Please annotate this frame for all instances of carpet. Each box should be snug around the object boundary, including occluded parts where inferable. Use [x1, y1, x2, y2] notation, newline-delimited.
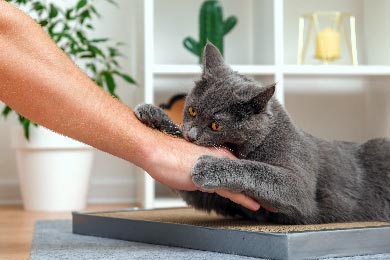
[31, 220, 390, 260]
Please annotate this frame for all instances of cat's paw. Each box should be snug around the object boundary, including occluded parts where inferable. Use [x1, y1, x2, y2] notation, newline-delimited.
[134, 104, 182, 136]
[134, 104, 162, 127]
[192, 155, 227, 190]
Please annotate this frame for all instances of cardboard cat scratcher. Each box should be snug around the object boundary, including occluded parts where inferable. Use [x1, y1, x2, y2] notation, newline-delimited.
[73, 207, 390, 259]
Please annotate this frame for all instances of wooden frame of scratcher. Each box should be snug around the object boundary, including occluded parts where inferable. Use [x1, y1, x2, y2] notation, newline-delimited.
[72, 207, 390, 259]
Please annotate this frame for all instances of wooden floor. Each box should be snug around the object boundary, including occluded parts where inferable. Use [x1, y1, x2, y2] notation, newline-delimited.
[0, 204, 136, 260]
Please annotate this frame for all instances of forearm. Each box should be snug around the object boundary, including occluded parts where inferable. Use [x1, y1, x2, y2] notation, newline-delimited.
[0, 2, 153, 169]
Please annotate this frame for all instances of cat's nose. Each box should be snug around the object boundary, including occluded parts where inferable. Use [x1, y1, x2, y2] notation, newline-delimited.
[187, 127, 198, 142]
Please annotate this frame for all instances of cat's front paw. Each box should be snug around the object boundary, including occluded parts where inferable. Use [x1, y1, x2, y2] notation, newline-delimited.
[192, 155, 229, 190]
[134, 104, 162, 128]
[134, 104, 182, 136]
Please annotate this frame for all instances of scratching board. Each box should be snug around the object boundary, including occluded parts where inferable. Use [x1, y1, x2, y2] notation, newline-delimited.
[72, 207, 390, 260]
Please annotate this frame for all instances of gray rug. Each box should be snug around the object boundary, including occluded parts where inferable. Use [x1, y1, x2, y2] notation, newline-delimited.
[31, 220, 390, 260]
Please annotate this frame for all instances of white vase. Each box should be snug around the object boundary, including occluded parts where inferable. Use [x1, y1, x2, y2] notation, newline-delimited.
[11, 126, 94, 212]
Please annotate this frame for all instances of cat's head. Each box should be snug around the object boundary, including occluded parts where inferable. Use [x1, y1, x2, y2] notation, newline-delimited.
[182, 43, 276, 147]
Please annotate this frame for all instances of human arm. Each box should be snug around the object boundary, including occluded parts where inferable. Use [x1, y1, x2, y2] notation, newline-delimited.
[0, 2, 260, 211]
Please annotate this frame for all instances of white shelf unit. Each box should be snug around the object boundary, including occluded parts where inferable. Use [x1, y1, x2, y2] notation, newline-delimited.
[284, 65, 390, 76]
[154, 64, 390, 76]
[137, 0, 390, 208]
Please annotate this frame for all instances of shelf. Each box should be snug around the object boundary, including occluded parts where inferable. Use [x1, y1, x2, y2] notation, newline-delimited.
[284, 65, 390, 76]
[154, 64, 390, 76]
[153, 64, 276, 75]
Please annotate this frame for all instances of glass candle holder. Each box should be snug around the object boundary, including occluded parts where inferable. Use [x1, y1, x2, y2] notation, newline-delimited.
[297, 12, 358, 65]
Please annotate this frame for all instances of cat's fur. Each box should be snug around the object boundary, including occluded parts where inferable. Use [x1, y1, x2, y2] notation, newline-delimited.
[135, 43, 390, 224]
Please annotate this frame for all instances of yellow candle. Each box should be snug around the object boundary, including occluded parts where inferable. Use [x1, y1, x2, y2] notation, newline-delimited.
[315, 27, 341, 61]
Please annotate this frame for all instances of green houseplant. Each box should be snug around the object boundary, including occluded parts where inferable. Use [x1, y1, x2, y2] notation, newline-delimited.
[4, 0, 136, 139]
[3, 0, 136, 211]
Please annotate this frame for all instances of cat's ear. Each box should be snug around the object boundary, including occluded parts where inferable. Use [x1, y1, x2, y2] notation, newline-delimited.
[202, 42, 228, 74]
[235, 83, 276, 113]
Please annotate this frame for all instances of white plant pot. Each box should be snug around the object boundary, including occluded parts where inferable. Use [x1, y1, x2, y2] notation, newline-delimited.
[11, 126, 94, 212]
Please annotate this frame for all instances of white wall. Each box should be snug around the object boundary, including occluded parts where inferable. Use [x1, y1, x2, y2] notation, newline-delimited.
[285, 77, 367, 142]
[285, 76, 390, 142]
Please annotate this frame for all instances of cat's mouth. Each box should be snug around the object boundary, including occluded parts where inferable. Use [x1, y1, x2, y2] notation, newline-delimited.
[181, 130, 237, 153]
[193, 141, 237, 154]
[182, 133, 218, 147]
[223, 142, 239, 155]
[190, 140, 235, 154]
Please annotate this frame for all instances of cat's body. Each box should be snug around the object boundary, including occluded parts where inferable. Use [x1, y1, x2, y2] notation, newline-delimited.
[135, 43, 390, 224]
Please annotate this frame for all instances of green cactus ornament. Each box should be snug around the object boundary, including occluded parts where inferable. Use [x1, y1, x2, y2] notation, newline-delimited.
[183, 0, 238, 63]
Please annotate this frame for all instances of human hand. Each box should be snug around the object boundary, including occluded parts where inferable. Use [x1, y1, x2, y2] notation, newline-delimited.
[195, 148, 261, 211]
[205, 188, 261, 211]
[142, 131, 260, 211]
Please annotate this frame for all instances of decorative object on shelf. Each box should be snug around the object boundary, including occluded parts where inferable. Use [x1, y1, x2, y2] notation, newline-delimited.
[159, 94, 187, 126]
[3, 0, 136, 211]
[183, 0, 237, 63]
[316, 27, 340, 60]
[297, 12, 358, 65]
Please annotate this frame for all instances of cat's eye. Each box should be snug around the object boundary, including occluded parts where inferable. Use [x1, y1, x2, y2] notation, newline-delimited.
[211, 122, 223, 131]
[188, 106, 197, 117]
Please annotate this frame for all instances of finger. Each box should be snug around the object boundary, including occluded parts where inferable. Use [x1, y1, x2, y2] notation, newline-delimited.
[216, 189, 261, 211]
[199, 188, 215, 193]
[259, 202, 278, 213]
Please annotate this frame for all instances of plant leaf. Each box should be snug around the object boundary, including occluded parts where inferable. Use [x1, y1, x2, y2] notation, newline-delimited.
[89, 45, 105, 58]
[39, 20, 48, 27]
[48, 21, 59, 35]
[49, 4, 58, 18]
[108, 47, 123, 57]
[76, 30, 87, 44]
[113, 71, 136, 85]
[2, 106, 12, 118]
[95, 75, 103, 87]
[102, 71, 116, 95]
[80, 54, 95, 59]
[22, 117, 30, 140]
[86, 63, 97, 73]
[76, 0, 87, 10]
[89, 5, 101, 18]
[91, 38, 109, 43]
[79, 10, 90, 24]
[65, 9, 74, 20]
[121, 74, 136, 85]
[32, 2, 45, 11]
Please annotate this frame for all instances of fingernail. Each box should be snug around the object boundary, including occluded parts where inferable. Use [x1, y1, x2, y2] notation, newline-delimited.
[251, 202, 261, 211]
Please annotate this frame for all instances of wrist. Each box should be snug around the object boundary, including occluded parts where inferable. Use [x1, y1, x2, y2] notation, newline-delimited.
[139, 130, 198, 191]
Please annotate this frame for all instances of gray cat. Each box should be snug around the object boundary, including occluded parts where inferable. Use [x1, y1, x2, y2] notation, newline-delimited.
[135, 43, 390, 224]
